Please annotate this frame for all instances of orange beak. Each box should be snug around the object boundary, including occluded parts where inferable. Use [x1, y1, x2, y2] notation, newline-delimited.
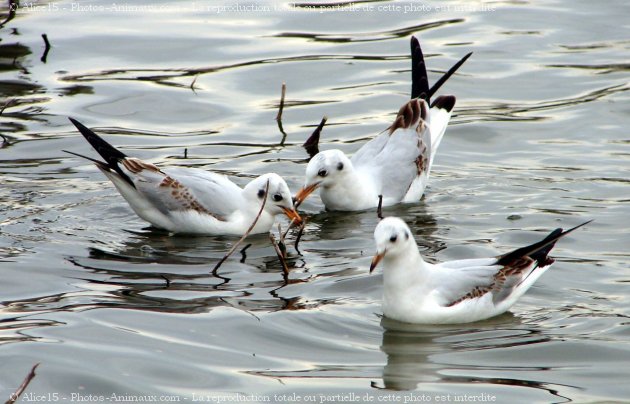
[293, 183, 319, 208]
[281, 207, 303, 226]
[370, 251, 386, 273]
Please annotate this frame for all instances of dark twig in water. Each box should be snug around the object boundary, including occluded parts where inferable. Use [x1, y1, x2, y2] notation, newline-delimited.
[377, 195, 384, 219]
[239, 243, 252, 263]
[303, 116, 327, 160]
[40, 34, 51, 63]
[277, 224, 287, 258]
[160, 275, 171, 288]
[1, 100, 14, 147]
[190, 74, 199, 92]
[6, 363, 39, 404]
[184, 148, 188, 159]
[276, 82, 287, 144]
[211, 180, 269, 274]
[0, 134, 9, 148]
[1, 99, 15, 116]
[294, 222, 305, 255]
[281, 218, 298, 239]
[269, 233, 290, 277]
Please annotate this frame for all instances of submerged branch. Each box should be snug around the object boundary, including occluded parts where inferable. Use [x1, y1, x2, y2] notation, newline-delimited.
[276, 82, 287, 144]
[6, 363, 39, 404]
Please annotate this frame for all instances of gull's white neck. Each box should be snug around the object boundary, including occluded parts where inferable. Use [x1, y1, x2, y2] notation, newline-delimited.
[381, 246, 431, 316]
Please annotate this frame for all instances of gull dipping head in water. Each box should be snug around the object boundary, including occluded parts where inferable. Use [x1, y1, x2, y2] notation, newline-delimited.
[295, 96, 454, 211]
[369, 217, 591, 324]
[293, 35, 471, 211]
[64, 118, 301, 236]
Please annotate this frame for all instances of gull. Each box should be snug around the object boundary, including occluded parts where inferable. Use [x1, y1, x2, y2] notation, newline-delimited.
[369, 217, 591, 324]
[64, 118, 301, 236]
[294, 36, 472, 211]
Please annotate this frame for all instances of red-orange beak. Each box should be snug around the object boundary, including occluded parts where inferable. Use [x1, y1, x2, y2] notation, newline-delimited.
[370, 251, 386, 273]
[281, 207, 303, 227]
[293, 183, 319, 208]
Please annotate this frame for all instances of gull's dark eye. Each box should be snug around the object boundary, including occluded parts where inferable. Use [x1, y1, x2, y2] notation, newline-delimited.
[318, 169, 328, 177]
[405, 231, 410, 240]
[257, 189, 265, 198]
[390, 234, 398, 243]
[337, 162, 344, 171]
[273, 194, 283, 202]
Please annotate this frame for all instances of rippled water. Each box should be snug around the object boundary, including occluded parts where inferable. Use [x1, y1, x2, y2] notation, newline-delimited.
[1, 0, 629, 402]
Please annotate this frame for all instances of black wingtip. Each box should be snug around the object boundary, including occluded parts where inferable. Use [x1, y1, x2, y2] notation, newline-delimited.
[410, 36, 430, 101]
[430, 95, 456, 112]
[68, 117, 127, 160]
[303, 116, 327, 160]
[68, 117, 135, 188]
[498, 220, 592, 267]
[62, 149, 107, 167]
[427, 51, 472, 100]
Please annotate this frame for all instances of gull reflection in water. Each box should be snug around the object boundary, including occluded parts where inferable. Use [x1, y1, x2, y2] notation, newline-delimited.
[376, 316, 577, 401]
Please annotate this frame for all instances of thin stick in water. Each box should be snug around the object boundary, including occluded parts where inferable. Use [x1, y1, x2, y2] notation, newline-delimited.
[239, 243, 252, 263]
[6, 363, 39, 404]
[276, 82, 287, 144]
[276, 82, 286, 122]
[190, 74, 199, 92]
[281, 217, 298, 239]
[40, 34, 51, 63]
[269, 233, 290, 276]
[160, 275, 171, 288]
[377, 195, 384, 219]
[277, 223, 287, 259]
[294, 222, 305, 255]
[211, 180, 269, 274]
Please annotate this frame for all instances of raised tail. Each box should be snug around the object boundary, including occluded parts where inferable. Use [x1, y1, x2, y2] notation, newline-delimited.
[410, 36, 430, 100]
[426, 94, 456, 166]
[498, 220, 593, 267]
[67, 118, 135, 187]
[427, 51, 472, 103]
[410, 36, 472, 103]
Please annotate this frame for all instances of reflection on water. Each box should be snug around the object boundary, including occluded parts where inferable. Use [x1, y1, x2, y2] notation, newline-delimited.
[378, 317, 577, 401]
[1, 0, 629, 400]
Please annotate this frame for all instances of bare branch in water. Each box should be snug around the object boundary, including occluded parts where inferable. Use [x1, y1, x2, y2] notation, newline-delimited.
[377, 195, 384, 219]
[160, 275, 171, 288]
[41, 34, 51, 63]
[1, 99, 15, 116]
[276, 82, 287, 144]
[239, 243, 252, 263]
[277, 223, 287, 259]
[211, 180, 269, 274]
[294, 222, 306, 255]
[6, 363, 40, 404]
[281, 217, 299, 240]
[190, 74, 199, 92]
[303, 116, 327, 160]
[269, 233, 290, 276]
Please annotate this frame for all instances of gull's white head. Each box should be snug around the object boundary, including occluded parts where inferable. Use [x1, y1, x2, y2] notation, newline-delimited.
[294, 149, 353, 206]
[370, 217, 415, 272]
[244, 173, 302, 225]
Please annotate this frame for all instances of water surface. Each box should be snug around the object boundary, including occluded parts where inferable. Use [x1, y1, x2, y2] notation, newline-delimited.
[1, 0, 629, 402]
